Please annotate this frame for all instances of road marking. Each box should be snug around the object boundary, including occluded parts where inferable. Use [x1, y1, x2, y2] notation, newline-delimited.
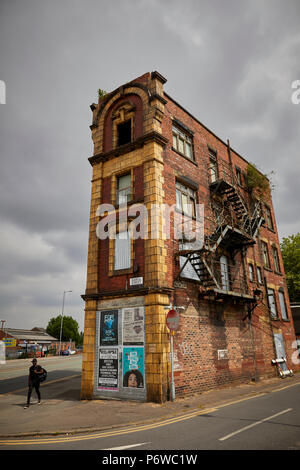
[219, 408, 293, 441]
[271, 382, 300, 393]
[0, 381, 299, 446]
[102, 442, 149, 450]
[0, 374, 81, 396]
[0, 408, 218, 446]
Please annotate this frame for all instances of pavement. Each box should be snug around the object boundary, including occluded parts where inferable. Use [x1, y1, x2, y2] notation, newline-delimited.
[1, 358, 300, 439]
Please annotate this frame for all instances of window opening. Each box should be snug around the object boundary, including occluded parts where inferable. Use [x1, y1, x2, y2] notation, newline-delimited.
[262, 241, 271, 269]
[172, 124, 194, 160]
[272, 246, 281, 273]
[117, 174, 131, 205]
[176, 181, 196, 218]
[268, 288, 278, 319]
[257, 266, 263, 284]
[117, 120, 131, 146]
[248, 264, 254, 282]
[209, 149, 218, 183]
[278, 290, 288, 320]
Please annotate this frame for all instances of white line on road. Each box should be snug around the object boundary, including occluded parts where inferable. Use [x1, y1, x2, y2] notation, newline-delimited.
[102, 442, 149, 450]
[219, 408, 293, 441]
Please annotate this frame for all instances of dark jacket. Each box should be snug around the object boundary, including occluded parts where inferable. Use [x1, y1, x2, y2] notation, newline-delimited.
[29, 365, 42, 383]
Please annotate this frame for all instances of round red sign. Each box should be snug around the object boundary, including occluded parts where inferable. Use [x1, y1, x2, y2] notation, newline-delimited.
[166, 309, 180, 331]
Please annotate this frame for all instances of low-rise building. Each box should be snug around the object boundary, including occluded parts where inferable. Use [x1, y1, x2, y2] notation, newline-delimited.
[0, 327, 75, 358]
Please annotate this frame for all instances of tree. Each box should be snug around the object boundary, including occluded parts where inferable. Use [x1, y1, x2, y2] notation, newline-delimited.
[46, 315, 81, 344]
[280, 233, 300, 303]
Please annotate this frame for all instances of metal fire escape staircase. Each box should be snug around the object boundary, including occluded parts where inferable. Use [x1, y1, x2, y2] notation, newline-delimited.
[177, 159, 264, 303]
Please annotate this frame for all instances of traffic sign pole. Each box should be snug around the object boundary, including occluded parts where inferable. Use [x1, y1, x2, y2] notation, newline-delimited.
[166, 308, 180, 402]
[170, 330, 175, 402]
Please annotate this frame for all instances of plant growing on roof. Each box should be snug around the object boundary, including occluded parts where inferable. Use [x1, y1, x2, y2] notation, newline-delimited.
[246, 162, 274, 199]
[98, 88, 107, 99]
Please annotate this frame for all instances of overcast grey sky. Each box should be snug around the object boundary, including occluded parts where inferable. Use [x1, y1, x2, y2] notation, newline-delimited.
[0, 0, 299, 332]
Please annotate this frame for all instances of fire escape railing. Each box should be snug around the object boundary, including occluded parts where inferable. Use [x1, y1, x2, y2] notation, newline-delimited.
[176, 157, 265, 302]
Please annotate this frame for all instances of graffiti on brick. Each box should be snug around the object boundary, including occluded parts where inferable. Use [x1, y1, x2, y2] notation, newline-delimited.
[178, 342, 193, 356]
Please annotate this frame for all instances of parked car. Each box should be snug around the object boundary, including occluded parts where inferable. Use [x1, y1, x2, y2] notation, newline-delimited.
[60, 350, 70, 356]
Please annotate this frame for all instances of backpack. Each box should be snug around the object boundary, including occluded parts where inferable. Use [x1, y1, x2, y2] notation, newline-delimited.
[39, 368, 47, 383]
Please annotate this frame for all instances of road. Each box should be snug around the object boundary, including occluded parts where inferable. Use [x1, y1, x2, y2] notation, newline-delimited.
[0, 355, 82, 394]
[0, 374, 299, 451]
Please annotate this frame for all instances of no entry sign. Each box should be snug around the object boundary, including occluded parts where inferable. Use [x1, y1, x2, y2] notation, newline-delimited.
[166, 309, 180, 332]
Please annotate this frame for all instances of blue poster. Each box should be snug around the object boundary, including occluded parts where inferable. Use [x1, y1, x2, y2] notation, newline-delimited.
[100, 310, 118, 346]
[122, 347, 145, 389]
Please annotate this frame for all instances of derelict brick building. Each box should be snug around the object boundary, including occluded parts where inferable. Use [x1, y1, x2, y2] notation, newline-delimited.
[81, 72, 298, 403]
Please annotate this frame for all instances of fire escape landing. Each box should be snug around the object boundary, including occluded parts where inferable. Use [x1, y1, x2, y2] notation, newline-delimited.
[177, 158, 264, 304]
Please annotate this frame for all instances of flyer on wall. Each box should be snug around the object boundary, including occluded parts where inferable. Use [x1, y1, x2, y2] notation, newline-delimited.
[98, 348, 119, 390]
[122, 346, 145, 389]
[123, 307, 144, 345]
[100, 310, 118, 346]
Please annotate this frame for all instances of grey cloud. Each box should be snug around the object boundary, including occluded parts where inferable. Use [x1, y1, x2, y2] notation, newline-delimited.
[0, 0, 299, 330]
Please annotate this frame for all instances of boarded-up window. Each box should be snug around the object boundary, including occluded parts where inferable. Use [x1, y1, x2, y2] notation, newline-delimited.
[114, 231, 131, 270]
[274, 333, 286, 359]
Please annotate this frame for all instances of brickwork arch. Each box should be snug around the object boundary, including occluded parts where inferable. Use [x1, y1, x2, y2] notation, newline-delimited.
[93, 85, 151, 154]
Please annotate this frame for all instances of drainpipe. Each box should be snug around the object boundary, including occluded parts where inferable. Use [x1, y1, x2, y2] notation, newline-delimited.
[249, 310, 258, 381]
[227, 139, 234, 183]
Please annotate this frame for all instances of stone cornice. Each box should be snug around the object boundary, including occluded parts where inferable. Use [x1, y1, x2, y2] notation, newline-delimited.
[88, 132, 169, 166]
[151, 71, 167, 84]
[81, 286, 173, 301]
[149, 93, 168, 105]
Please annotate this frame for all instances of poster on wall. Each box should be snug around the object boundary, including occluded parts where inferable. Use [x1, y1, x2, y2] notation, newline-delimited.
[123, 307, 144, 345]
[100, 310, 118, 346]
[122, 346, 145, 389]
[98, 348, 119, 390]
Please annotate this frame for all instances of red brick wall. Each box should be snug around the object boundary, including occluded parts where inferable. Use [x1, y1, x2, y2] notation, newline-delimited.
[98, 164, 145, 294]
[161, 94, 299, 396]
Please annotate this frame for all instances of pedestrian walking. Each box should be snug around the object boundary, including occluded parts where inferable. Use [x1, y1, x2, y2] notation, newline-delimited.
[24, 358, 44, 409]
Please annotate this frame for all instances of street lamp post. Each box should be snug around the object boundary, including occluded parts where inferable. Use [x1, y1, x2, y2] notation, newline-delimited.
[58, 290, 72, 356]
